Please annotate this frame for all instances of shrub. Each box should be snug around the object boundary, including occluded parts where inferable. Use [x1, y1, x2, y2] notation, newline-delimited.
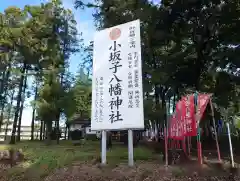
[70, 130, 83, 140]
[85, 134, 98, 141]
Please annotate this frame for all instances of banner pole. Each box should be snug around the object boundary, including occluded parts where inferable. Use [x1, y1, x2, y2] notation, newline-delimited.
[182, 137, 186, 153]
[197, 126, 202, 164]
[209, 99, 221, 163]
[164, 126, 168, 166]
[188, 136, 191, 156]
[194, 92, 203, 165]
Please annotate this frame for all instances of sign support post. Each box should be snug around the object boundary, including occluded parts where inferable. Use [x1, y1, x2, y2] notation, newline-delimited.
[194, 92, 203, 165]
[128, 129, 134, 166]
[101, 130, 107, 165]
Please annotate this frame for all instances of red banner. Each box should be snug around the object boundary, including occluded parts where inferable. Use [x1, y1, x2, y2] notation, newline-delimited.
[197, 94, 210, 123]
[182, 95, 197, 136]
[169, 99, 185, 140]
[169, 113, 183, 140]
[168, 94, 210, 139]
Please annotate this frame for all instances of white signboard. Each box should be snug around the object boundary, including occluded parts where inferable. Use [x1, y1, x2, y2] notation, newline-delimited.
[91, 19, 144, 130]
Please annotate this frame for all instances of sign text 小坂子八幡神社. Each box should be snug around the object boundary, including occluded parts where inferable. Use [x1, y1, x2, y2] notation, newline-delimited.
[91, 20, 144, 131]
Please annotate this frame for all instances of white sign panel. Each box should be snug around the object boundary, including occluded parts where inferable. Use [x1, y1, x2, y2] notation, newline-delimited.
[91, 19, 144, 130]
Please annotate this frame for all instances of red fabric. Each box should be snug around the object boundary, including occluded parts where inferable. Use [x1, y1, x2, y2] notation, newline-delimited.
[168, 94, 211, 139]
[197, 94, 210, 122]
[168, 100, 185, 140]
[182, 95, 197, 136]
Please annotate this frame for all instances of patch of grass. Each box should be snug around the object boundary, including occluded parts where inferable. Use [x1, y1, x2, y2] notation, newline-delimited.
[0, 141, 159, 180]
[0, 141, 98, 180]
[107, 145, 157, 164]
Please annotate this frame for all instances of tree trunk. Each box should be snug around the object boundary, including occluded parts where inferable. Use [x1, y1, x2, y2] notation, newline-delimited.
[30, 110, 36, 141]
[5, 90, 15, 141]
[43, 122, 46, 140]
[0, 70, 6, 133]
[173, 94, 176, 112]
[31, 83, 38, 141]
[40, 120, 43, 141]
[45, 121, 52, 145]
[40, 121, 43, 141]
[64, 125, 67, 140]
[4, 118, 9, 141]
[0, 66, 11, 132]
[0, 103, 5, 133]
[10, 63, 27, 144]
[67, 126, 70, 140]
[65, 120, 68, 140]
[55, 114, 60, 144]
[56, 120, 60, 144]
[0, 70, 6, 99]
[17, 102, 24, 142]
[17, 70, 28, 142]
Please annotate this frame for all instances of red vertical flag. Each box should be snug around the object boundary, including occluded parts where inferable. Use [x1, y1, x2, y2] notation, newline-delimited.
[197, 94, 210, 123]
[169, 100, 184, 140]
[168, 94, 210, 139]
[182, 95, 197, 136]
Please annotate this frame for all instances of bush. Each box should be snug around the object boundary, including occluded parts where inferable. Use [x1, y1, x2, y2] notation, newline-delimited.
[85, 134, 98, 141]
[120, 131, 140, 146]
[70, 130, 83, 140]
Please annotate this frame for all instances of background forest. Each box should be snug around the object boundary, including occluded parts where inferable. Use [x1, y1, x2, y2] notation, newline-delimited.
[0, 0, 239, 145]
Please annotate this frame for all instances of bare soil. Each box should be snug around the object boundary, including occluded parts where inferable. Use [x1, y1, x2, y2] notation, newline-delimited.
[44, 160, 240, 181]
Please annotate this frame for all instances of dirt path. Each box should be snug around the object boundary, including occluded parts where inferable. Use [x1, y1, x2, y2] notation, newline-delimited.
[44, 161, 239, 181]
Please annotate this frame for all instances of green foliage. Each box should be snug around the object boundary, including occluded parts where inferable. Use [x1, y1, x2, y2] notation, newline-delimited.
[1, 0, 240, 144]
[234, 116, 240, 129]
[0, 0, 80, 143]
[36, 77, 62, 121]
[31, 0, 80, 129]
[64, 67, 92, 121]
[75, 0, 240, 124]
[73, 69, 92, 117]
